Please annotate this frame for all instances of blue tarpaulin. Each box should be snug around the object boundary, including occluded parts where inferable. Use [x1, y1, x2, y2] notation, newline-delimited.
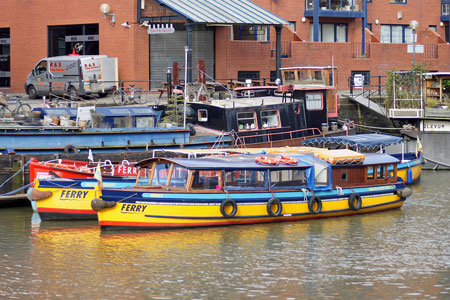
[302, 134, 403, 149]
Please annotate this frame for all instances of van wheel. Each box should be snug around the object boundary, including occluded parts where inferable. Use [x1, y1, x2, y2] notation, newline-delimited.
[67, 87, 78, 101]
[27, 86, 38, 99]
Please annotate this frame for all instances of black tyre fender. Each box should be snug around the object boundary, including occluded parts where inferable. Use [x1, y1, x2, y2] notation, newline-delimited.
[64, 144, 78, 154]
[348, 193, 362, 211]
[27, 85, 38, 99]
[220, 198, 237, 218]
[267, 197, 283, 217]
[308, 196, 322, 215]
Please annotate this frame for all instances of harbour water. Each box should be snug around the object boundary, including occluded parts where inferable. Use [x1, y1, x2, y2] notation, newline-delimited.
[0, 170, 449, 299]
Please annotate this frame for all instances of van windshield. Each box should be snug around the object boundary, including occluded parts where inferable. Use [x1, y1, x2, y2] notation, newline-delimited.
[35, 61, 47, 75]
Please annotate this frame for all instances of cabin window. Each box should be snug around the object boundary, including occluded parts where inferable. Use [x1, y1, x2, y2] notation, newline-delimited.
[191, 170, 221, 190]
[284, 71, 295, 82]
[168, 165, 188, 188]
[114, 116, 133, 128]
[237, 111, 258, 131]
[297, 70, 309, 83]
[261, 110, 280, 128]
[270, 169, 307, 189]
[305, 92, 323, 110]
[313, 70, 323, 81]
[367, 166, 374, 180]
[151, 162, 171, 186]
[198, 109, 208, 122]
[341, 172, 348, 182]
[377, 165, 386, 179]
[136, 117, 154, 128]
[387, 164, 395, 178]
[224, 170, 266, 190]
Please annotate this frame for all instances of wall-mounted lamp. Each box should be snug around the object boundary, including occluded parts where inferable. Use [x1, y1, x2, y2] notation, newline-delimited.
[375, 19, 379, 25]
[440, 22, 444, 27]
[100, 3, 116, 25]
[121, 22, 131, 28]
[301, 17, 306, 23]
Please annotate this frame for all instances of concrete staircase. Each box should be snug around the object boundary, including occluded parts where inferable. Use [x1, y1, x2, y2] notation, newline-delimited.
[340, 90, 386, 117]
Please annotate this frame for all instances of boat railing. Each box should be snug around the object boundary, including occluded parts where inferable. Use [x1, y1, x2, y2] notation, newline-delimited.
[211, 131, 230, 149]
[235, 128, 323, 147]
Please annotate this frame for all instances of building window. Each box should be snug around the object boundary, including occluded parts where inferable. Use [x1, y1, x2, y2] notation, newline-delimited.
[261, 110, 280, 128]
[390, 0, 406, 3]
[305, 92, 323, 110]
[443, 3, 450, 15]
[232, 25, 268, 42]
[48, 24, 99, 56]
[237, 71, 260, 82]
[237, 111, 257, 130]
[380, 24, 413, 43]
[429, 25, 437, 32]
[0, 28, 10, 88]
[310, 23, 348, 42]
[351, 71, 371, 86]
[287, 22, 296, 32]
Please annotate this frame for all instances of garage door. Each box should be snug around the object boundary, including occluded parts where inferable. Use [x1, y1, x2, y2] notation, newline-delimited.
[150, 26, 214, 90]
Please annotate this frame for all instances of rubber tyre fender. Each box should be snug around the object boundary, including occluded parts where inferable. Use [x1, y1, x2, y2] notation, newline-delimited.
[348, 193, 362, 211]
[267, 197, 283, 217]
[308, 196, 322, 215]
[64, 144, 78, 154]
[220, 198, 237, 218]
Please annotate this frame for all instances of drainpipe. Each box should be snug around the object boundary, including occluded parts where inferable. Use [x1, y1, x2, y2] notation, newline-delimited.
[275, 26, 282, 82]
[362, 0, 367, 55]
[313, 0, 319, 42]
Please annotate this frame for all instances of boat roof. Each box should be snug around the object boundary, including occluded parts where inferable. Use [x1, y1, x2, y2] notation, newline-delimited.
[137, 154, 314, 169]
[362, 153, 399, 165]
[200, 96, 298, 109]
[302, 134, 403, 149]
[32, 106, 158, 118]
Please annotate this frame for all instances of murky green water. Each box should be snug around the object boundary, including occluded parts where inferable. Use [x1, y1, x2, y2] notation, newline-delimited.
[1, 170, 449, 299]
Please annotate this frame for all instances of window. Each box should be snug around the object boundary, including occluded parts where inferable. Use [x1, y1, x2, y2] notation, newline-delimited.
[114, 116, 133, 128]
[387, 164, 395, 179]
[261, 110, 280, 128]
[0, 28, 10, 88]
[390, 0, 406, 3]
[381, 25, 413, 43]
[306, 92, 323, 110]
[151, 162, 171, 186]
[34, 61, 48, 76]
[287, 22, 296, 32]
[429, 25, 437, 32]
[191, 170, 221, 190]
[169, 165, 188, 188]
[284, 71, 295, 82]
[310, 23, 348, 42]
[198, 109, 208, 122]
[237, 111, 257, 131]
[351, 71, 371, 86]
[48, 24, 99, 56]
[136, 117, 154, 128]
[341, 172, 348, 182]
[237, 71, 260, 82]
[224, 170, 266, 190]
[377, 165, 386, 179]
[443, 3, 450, 15]
[367, 166, 374, 180]
[232, 25, 268, 42]
[270, 169, 307, 189]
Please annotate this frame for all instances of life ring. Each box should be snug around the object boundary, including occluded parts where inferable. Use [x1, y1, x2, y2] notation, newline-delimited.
[348, 193, 362, 211]
[278, 156, 298, 165]
[64, 144, 78, 154]
[308, 196, 322, 215]
[220, 198, 237, 218]
[255, 156, 280, 165]
[267, 198, 283, 217]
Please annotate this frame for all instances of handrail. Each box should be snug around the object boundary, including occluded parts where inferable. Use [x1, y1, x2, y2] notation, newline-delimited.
[235, 128, 323, 146]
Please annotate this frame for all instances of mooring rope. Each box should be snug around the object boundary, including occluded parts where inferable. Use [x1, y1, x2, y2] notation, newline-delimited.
[0, 183, 31, 197]
[0, 159, 32, 190]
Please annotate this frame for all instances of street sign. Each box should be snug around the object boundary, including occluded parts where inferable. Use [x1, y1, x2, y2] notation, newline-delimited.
[407, 44, 424, 53]
[148, 24, 175, 35]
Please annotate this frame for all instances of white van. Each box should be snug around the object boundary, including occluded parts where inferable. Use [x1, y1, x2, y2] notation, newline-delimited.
[25, 55, 118, 99]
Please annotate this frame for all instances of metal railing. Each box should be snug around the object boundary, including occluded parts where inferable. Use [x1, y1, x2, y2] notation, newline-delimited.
[234, 128, 323, 147]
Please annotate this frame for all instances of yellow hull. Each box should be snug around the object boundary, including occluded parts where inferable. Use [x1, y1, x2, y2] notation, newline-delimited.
[397, 163, 421, 184]
[97, 193, 404, 229]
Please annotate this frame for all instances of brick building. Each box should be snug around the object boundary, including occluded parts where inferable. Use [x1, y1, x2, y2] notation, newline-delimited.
[0, 0, 449, 93]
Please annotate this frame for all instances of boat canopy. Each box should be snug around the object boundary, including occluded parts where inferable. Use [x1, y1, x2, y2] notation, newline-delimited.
[302, 134, 403, 150]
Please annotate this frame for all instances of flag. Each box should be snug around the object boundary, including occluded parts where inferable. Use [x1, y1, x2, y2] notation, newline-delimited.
[416, 136, 423, 158]
[94, 161, 103, 188]
[88, 149, 93, 162]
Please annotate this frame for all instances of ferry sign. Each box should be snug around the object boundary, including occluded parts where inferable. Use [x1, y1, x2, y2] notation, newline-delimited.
[420, 120, 450, 132]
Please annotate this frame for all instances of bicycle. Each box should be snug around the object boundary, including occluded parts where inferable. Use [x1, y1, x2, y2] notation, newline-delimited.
[43, 95, 71, 108]
[112, 84, 148, 106]
[0, 92, 32, 118]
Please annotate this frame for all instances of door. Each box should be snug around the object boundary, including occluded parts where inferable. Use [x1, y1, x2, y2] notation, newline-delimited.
[31, 60, 50, 96]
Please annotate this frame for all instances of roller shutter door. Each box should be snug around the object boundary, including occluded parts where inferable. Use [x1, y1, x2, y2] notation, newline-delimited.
[150, 27, 214, 90]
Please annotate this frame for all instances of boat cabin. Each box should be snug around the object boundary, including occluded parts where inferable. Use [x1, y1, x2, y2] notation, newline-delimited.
[32, 106, 161, 128]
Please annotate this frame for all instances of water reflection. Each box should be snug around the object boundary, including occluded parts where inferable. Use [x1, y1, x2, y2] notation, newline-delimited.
[0, 171, 449, 299]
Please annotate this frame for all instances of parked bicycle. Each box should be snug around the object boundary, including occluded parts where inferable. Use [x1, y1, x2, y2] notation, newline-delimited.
[42, 95, 71, 108]
[112, 84, 148, 106]
[0, 92, 32, 118]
